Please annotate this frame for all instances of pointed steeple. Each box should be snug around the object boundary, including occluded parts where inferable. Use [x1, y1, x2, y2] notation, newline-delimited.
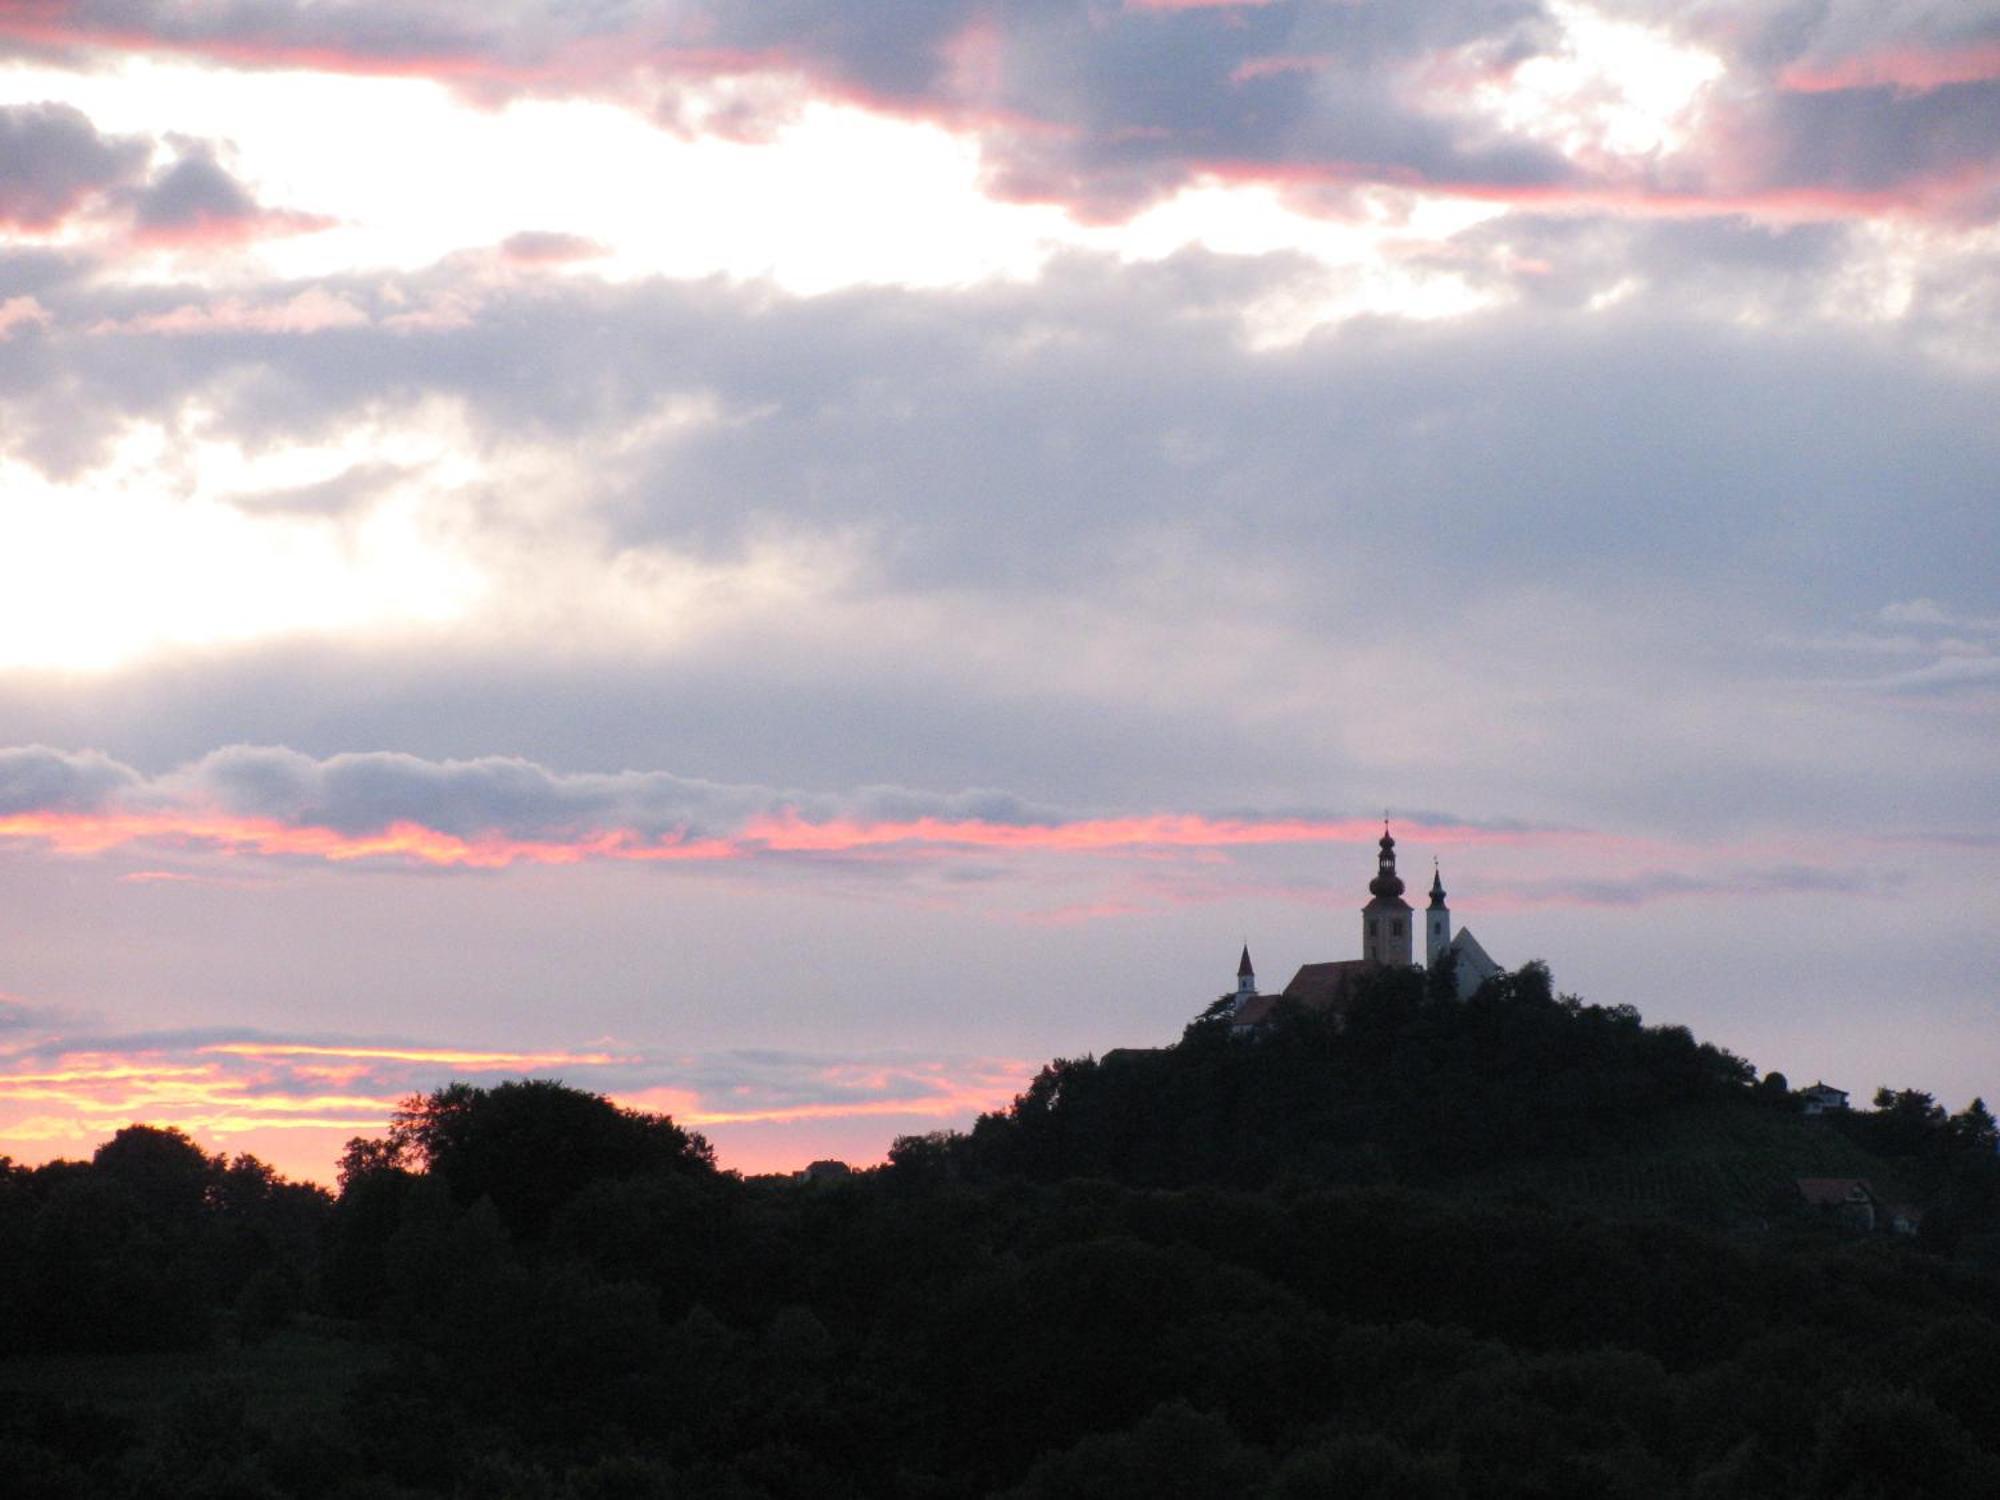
[1234, 943, 1256, 1002]
[1425, 858, 1452, 970]
[1237, 944, 1254, 978]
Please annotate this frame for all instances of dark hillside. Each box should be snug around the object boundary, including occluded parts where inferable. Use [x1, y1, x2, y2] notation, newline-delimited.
[4, 974, 2000, 1496]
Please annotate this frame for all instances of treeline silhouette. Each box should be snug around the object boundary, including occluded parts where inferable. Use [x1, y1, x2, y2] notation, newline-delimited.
[4, 967, 2000, 1497]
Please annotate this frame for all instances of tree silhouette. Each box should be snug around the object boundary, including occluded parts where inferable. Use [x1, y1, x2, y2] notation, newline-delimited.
[369, 1078, 716, 1240]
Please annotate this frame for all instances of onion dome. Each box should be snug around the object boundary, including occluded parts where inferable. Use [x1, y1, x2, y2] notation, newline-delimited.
[1368, 822, 1405, 899]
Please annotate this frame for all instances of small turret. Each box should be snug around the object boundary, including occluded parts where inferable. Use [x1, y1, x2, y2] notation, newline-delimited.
[1235, 944, 1257, 1003]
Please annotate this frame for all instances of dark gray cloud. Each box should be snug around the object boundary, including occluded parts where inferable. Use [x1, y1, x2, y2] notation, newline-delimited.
[175, 745, 786, 840]
[1444, 214, 1855, 311]
[130, 140, 259, 226]
[0, 104, 328, 245]
[20, 250, 1995, 611]
[1617, 1, 2000, 78]
[1742, 79, 2000, 207]
[0, 745, 141, 815]
[0, 102, 148, 229]
[120, 138, 330, 243]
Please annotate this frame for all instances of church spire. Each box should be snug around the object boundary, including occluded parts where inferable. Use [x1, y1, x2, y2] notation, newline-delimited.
[1234, 943, 1256, 1002]
[1425, 858, 1452, 969]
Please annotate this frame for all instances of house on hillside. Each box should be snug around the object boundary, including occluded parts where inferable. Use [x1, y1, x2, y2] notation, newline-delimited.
[1799, 1082, 1850, 1116]
[1227, 824, 1504, 1033]
[1795, 1177, 1878, 1232]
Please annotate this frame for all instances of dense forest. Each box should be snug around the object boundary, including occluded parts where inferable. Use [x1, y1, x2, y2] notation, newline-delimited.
[5, 964, 2000, 1497]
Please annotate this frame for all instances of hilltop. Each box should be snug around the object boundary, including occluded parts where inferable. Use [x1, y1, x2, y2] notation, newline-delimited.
[4, 967, 2000, 1497]
[907, 961, 1996, 1249]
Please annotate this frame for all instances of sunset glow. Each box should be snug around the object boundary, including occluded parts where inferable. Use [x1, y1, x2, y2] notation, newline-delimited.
[0, 0, 1994, 1182]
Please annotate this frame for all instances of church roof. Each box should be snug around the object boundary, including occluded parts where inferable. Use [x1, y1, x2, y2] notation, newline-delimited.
[1227, 960, 1374, 1030]
[1449, 926, 1501, 977]
[1229, 994, 1281, 1027]
[1282, 959, 1372, 1008]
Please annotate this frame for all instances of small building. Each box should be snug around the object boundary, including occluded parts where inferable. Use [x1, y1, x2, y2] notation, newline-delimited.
[1796, 1177, 1878, 1232]
[1799, 1082, 1850, 1116]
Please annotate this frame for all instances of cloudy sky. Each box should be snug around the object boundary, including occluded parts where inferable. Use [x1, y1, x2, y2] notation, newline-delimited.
[1, 0, 1995, 1181]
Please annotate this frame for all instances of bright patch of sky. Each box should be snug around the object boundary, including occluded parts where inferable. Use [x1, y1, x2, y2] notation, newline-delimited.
[0, 54, 1505, 310]
[1471, 1, 1723, 164]
[0, 421, 482, 671]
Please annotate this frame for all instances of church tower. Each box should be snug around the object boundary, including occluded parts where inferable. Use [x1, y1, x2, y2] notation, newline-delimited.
[1361, 822, 1414, 966]
[1235, 944, 1256, 1003]
[1425, 861, 1451, 969]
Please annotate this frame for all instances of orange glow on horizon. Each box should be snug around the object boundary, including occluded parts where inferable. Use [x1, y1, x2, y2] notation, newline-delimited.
[0, 1041, 1036, 1187]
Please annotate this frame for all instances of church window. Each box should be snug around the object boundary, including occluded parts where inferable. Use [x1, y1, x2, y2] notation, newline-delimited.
[1367, 919, 1378, 937]
[1392, 919, 1404, 936]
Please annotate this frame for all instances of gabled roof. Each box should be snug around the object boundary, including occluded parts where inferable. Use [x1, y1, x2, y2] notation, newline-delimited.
[1449, 926, 1501, 977]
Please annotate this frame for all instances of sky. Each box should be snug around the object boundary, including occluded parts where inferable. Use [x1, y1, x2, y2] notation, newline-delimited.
[0, 0, 1995, 1183]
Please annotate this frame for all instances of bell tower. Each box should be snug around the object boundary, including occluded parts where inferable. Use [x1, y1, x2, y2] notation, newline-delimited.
[1361, 821, 1414, 966]
[1425, 860, 1451, 969]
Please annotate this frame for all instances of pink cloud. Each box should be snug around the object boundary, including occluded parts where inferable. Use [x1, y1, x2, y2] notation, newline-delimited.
[0, 295, 52, 339]
[0, 803, 1561, 872]
[1779, 43, 2000, 95]
[129, 205, 335, 250]
[499, 229, 611, 265]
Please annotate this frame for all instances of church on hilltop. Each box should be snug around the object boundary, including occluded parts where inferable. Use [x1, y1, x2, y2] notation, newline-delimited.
[1227, 823, 1501, 1028]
